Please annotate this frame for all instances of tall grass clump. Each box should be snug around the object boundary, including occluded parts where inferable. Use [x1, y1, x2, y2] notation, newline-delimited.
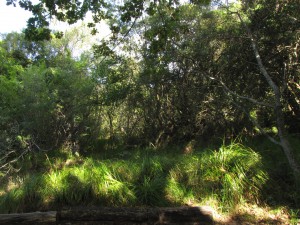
[244, 135, 300, 206]
[202, 142, 268, 208]
[0, 141, 268, 213]
[0, 175, 45, 213]
[42, 159, 136, 207]
[43, 168, 94, 206]
[167, 141, 268, 211]
[88, 160, 136, 206]
[133, 156, 168, 206]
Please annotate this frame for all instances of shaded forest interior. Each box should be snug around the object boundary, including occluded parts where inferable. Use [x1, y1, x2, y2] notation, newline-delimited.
[0, 0, 299, 224]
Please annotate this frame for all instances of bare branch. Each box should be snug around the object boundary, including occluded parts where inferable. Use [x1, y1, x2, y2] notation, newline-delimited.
[181, 51, 273, 107]
[207, 74, 273, 107]
[234, 12, 282, 100]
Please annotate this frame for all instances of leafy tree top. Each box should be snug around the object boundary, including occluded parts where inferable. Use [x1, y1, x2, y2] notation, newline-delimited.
[6, 0, 215, 40]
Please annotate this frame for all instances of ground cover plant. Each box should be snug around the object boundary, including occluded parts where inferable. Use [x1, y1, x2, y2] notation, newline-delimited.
[1, 138, 299, 224]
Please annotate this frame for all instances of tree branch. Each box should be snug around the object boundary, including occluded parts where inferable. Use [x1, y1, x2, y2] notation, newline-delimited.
[230, 101, 281, 145]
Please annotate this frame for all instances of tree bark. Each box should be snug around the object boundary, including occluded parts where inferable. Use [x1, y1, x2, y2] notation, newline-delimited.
[0, 207, 213, 225]
[0, 211, 56, 224]
[58, 207, 213, 225]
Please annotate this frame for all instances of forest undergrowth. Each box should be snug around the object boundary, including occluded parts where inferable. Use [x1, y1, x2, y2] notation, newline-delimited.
[0, 136, 299, 224]
[1, 1, 299, 224]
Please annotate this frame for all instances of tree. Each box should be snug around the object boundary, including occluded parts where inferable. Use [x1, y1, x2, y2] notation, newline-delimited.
[231, 0, 300, 180]
[0, 43, 24, 175]
[188, 0, 300, 180]
[134, 3, 253, 145]
[19, 54, 98, 150]
[0, 29, 100, 175]
[7, 0, 299, 180]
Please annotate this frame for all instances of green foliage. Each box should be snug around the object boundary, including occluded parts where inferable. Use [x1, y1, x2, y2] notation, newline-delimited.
[0, 44, 25, 175]
[0, 141, 268, 213]
[245, 135, 300, 206]
[200, 142, 267, 208]
[289, 209, 300, 225]
[133, 156, 170, 206]
[0, 175, 44, 212]
[0, 31, 99, 175]
[0, 44, 24, 77]
[18, 57, 97, 149]
[1, 0, 299, 220]
[166, 141, 268, 210]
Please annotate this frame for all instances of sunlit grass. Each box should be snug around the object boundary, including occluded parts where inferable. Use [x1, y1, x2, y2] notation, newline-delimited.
[165, 177, 194, 204]
[0, 139, 283, 219]
[164, 141, 268, 211]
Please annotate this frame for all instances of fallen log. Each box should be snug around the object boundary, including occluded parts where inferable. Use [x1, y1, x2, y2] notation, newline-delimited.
[0, 207, 213, 225]
[58, 206, 213, 225]
[0, 211, 56, 224]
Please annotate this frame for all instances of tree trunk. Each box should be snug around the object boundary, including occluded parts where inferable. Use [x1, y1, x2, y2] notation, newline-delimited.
[251, 34, 300, 181]
[236, 12, 300, 182]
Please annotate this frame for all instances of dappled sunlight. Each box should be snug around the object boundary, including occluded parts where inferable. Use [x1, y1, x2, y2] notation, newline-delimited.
[213, 204, 293, 225]
[0, 0, 299, 224]
[0, 135, 297, 224]
[0, 141, 299, 223]
[0, 142, 267, 209]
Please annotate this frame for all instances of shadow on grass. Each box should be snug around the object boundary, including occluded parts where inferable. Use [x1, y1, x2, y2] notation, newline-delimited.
[0, 154, 177, 213]
[243, 134, 300, 208]
[1, 137, 299, 224]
